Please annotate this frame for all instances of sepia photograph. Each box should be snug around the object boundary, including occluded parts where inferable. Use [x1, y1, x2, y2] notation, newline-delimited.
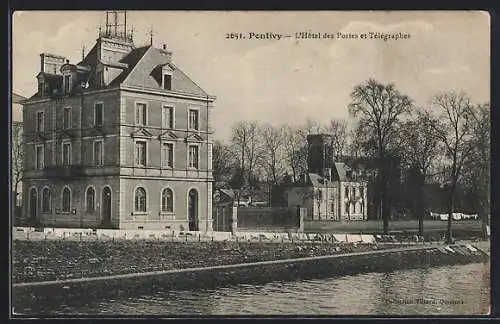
[10, 10, 490, 317]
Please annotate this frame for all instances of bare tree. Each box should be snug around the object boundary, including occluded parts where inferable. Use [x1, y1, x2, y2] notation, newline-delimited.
[348, 79, 413, 234]
[230, 121, 263, 200]
[303, 118, 324, 134]
[12, 121, 24, 207]
[400, 110, 441, 236]
[466, 102, 490, 240]
[212, 140, 237, 187]
[428, 92, 475, 244]
[259, 124, 287, 186]
[324, 119, 348, 161]
[283, 125, 306, 182]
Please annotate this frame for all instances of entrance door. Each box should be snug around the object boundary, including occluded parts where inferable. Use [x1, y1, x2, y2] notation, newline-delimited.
[29, 188, 37, 220]
[188, 189, 198, 231]
[102, 187, 112, 226]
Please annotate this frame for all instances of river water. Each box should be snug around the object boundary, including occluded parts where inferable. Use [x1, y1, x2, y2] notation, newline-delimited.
[33, 262, 489, 316]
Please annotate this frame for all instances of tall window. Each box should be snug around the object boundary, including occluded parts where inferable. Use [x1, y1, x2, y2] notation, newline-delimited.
[161, 188, 173, 212]
[163, 74, 172, 90]
[94, 103, 104, 126]
[352, 187, 356, 198]
[42, 188, 50, 213]
[360, 187, 364, 198]
[162, 106, 174, 129]
[86, 187, 95, 212]
[188, 109, 199, 130]
[135, 103, 147, 125]
[345, 202, 349, 214]
[134, 187, 147, 212]
[36, 111, 44, 132]
[135, 141, 147, 166]
[64, 75, 71, 93]
[94, 140, 104, 166]
[35, 145, 44, 169]
[188, 145, 199, 169]
[344, 186, 349, 198]
[162, 143, 174, 168]
[330, 200, 335, 213]
[62, 142, 71, 165]
[63, 107, 71, 129]
[62, 187, 71, 212]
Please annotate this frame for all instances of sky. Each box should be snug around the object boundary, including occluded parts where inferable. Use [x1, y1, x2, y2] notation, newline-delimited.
[12, 11, 490, 141]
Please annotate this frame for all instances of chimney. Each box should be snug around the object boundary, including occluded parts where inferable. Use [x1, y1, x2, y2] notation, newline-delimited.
[160, 44, 173, 61]
[40, 53, 66, 74]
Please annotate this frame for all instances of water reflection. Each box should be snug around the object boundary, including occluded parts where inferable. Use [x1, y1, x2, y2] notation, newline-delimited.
[24, 263, 490, 316]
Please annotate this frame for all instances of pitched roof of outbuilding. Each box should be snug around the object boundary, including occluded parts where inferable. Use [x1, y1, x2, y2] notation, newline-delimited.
[333, 162, 353, 182]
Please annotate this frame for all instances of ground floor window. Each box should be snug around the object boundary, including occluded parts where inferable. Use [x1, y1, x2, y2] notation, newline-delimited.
[86, 187, 95, 212]
[41, 188, 51, 212]
[135, 187, 147, 212]
[62, 187, 71, 212]
[161, 188, 174, 212]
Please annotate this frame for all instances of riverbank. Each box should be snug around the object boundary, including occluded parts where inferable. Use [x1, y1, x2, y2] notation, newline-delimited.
[12, 240, 405, 284]
[12, 242, 489, 314]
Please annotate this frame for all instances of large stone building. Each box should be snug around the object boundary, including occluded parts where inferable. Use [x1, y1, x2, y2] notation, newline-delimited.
[272, 134, 368, 221]
[22, 12, 215, 231]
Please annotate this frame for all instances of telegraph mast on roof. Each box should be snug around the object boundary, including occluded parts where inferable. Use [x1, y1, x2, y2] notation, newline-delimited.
[100, 10, 133, 43]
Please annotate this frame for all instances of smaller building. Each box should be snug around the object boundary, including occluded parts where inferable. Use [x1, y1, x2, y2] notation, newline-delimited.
[212, 188, 236, 232]
[272, 163, 368, 221]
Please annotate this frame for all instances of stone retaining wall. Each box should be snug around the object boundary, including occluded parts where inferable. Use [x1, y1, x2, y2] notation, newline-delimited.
[13, 244, 488, 311]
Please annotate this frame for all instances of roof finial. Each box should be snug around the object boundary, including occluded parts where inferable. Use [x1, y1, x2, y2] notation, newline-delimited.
[82, 44, 86, 61]
[149, 26, 154, 46]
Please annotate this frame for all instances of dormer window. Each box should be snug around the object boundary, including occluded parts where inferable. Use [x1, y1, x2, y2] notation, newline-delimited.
[163, 74, 172, 90]
[161, 65, 173, 90]
[64, 74, 71, 93]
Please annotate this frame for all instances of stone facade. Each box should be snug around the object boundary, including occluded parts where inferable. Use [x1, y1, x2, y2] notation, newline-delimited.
[22, 15, 215, 231]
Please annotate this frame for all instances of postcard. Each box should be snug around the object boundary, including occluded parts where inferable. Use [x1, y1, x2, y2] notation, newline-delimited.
[11, 10, 490, 317]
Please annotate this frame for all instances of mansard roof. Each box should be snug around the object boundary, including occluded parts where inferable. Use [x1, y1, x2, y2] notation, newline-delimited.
[112, 45, 209, 97]
[29, 40, 212, 100]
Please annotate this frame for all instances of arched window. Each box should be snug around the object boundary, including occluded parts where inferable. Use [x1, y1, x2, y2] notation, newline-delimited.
[134, 187, 147, 212]
[42, 187, 51, 213]
[86, 187, 95, 212]
[62, 187, 71, 212]
[161, 188, 173, 212]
